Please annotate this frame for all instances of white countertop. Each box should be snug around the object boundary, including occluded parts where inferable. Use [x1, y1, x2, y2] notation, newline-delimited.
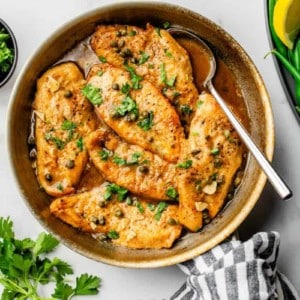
[1, 0, 300, 298]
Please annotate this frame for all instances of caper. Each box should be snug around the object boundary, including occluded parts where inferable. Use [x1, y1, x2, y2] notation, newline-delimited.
[124, 49, 132, 57]
[110, 40, 118, 47]
[116, 31, 122, 37]
[65, 159, 75, 169]
[119, 51, 127, 58]
[167, 218, 177, 225]
[114, 209, 124, 218]
[112, 83, 120, 90]
[45, 173, 53, 182]
[138, 165, 149, 174]
[64, 90, 73, 98]
[120, 29, 127, 36]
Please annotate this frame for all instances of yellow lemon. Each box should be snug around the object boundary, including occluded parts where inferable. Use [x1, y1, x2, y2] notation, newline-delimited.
[273, 0, 300, 49]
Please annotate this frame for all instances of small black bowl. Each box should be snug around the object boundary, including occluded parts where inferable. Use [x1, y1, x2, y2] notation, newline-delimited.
[0, 18, 18, 87]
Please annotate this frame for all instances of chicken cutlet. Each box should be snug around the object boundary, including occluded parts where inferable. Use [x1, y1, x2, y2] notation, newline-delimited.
[33, 62, 98, 197]
[177, 93, 243, 232]
[90, 23, 199, 127]
[83, 63, 184, 163]
[50, 183, 182, 249]
[85, 128, 177, 200]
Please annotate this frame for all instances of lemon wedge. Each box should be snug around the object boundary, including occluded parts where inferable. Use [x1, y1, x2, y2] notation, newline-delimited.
[273, 0, 300, 49]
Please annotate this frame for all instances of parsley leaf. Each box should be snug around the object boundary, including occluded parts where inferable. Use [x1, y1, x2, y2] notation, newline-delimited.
[138, 51, 150, 65]
[180, 105, 193, 116]
[115, 95, 139, 119]
[137, 111, 154, 131]
[160, 63, 176, 87]
[82, 84, 103, 105]
[0, 29, 14, 74]
[0, 216, 101, 299]
[176, 159, 193, 169]
[76, 137, 84, 151]
[99, 148, 112, 161]
[113, 155, 127, 166]
[107, 230, 119, 239]
[165, 187, 178, 199]
[125, 65, 143, 89]
[98, 56, 107, 63]
[154, 202, 168, 221]
[104, 184, 128, 201]
[121, 83, 131, 95]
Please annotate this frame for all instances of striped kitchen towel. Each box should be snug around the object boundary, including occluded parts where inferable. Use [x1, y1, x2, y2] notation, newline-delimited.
[170, 232, 299, 300]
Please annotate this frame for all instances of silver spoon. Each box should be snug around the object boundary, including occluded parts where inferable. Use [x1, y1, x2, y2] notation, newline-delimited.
[168, 27, 292, 200]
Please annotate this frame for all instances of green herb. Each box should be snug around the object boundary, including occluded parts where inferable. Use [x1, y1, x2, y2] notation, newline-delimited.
[113, 155, 127, 166]
[128, 30, 137, 36]
[99, 148, 112, 161]
[125, 65, 143, 89]
[45, 133, 65, 150]
[154, 202, 168, 221]
[112, 152, 142, 166]
[162, 22, 170, 29]
[0, 217, 101, 299]
[115, 95, 139, 118]
[57, 183, 64, 191]
[76, 137, 84, 151]
[180, 105, 193, 116]
[164, 49, 173, 58]
[147, 203, 156, 211]
[61, 120, 77, 141]
[148, 63, 154, 69]
[82, 84, 103, 105]
[107, 230, 119, 239]
[160, 63, 176, 87]
[137, 111, 154, 131]
[121, 83, 131, 94]
[176, 159, 193, 169]
[135, 201, 145, 213]
[197, 100, 204, 108]
[104, 183, 128, 201]
[0, 29, 14, 73]
[211, 148, 220, 155]
[155, 27, 161, 37]
[98, 56, 107, 63]
[139, 51, 150, 65]
[97, 70, 104, 76]
[165, 187, 178, 199]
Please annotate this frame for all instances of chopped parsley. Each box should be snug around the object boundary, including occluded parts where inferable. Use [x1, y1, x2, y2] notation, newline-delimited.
[57, 183, 64, 191]
[160, 63, 176, 87]
[164, 49, 173, 58]
[125, 65, 143, 89]
[154, 202, 168, 221]
[104, 183, 128, 201]
[107, 230, 119, 239]
[76, 137, 84, 151]
[112, 155, 127, 166]
[61, 120, 76, 141]
[98, 56, 107, 63]
[112, 152, 142, 166]
[176, 160, 193, 169]
[97, 70, 104, 76]
[137, 111, 154, 131]
[0, 29, 14, 73]
[121, 83, 131, 95]
[45, 133, 65, 150]
[128, 30, 137, 36]
[162, 22, 170, 29]
[165, 187, 178, 199]
[155, 27, 161, 37]
[147, 203, 156, 211]
[138, 51, 150, 65]
[135, 201, 145, 213]
[99, 148, 112, 161]
[211, 148, 220, 155]
[180, 105, 193, 116]
[115, 95, 139, 119]
[82, 84, 103, 105]
[197, 100, 204, 108]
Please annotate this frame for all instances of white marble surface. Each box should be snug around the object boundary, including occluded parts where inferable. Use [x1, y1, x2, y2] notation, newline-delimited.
[1, 0, 300, 298]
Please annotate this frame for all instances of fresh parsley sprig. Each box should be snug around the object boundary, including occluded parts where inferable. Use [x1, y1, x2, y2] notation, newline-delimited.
[0, 216, 101, 300]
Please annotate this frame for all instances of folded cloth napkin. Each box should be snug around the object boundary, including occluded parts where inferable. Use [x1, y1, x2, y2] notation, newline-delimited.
[170, 232, 299, 300]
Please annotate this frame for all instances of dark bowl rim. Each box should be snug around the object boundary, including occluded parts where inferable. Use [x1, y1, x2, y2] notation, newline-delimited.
[0, 18, 18, 88]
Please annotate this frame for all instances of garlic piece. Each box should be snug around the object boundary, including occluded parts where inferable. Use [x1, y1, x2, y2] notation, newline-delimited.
[202, 181, 217, 195]
[195, 201, 208, 212]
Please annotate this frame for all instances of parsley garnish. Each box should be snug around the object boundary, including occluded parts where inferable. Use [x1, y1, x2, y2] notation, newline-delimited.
[154, 202, 168, 221]
[128, 30, 137, 36]
[147, 203, 156, 211]
[0, 217, 101, 299]
[176, 160, 193, 169]
[0, 29, 14, 73]
[165, 187, 178, 199]
[197, 100, 204, 108]
[137, 111, 154, 131]
[98, 56, 107, 63]
[160, 63, 176, 87]
[162, 22, 170, 29]
[180, 105, 193, 116]
[99, 148, 112, 161]
[76, 137, 84, 151]
[82, 84, 103, 105]
[135, 201, 145, 213]
[115, 95, 139, 118]
[139, 51, 150, 65]
[164, 49, 173, 58]
[155, 27, 161, 37]
[107, 230, 119, 239]
[113, 155, 127, 166]
[57, 182, 64, 191]
[104, 184, 128, 201]
[125, 65, 143, 89]
[112, 152, 142, 166]
[45, 133, 65, 150]
[121, 83, 131, 95]
[211, 148, 220, 155]
[61, 120, 77, 141]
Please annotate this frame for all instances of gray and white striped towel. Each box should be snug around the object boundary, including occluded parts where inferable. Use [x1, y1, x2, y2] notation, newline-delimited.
[171, 232, 299, 300]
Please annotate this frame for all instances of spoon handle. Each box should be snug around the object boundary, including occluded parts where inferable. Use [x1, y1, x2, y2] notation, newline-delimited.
[207, 81, 292, 200]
